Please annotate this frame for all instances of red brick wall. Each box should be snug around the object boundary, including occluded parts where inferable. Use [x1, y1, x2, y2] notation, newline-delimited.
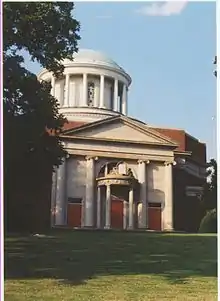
[154, 128, 186, 152]
[154, 127, 206, 165]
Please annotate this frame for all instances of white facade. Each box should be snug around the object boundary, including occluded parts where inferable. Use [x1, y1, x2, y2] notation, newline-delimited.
[49, 114, 178, 231]
[39, 49, 205, 232]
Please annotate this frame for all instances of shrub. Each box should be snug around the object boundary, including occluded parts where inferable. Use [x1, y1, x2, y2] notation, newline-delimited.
[198, 208, 217, 233]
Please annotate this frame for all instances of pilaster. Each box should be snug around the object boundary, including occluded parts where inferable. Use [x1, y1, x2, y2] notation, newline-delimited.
[137, 159, 150, 228]
[163, 161, 174, 231]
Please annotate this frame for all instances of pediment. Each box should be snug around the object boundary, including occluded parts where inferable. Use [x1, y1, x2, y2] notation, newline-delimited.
[62, 116, 178, 148]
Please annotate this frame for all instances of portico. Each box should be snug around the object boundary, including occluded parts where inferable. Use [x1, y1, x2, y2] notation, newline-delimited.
[96, 167, 139, 230]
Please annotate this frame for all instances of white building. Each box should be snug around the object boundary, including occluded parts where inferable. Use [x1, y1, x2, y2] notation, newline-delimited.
[38, 49, 206, 232]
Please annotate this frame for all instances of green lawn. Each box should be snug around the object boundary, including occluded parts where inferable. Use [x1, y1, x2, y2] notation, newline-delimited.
[5, 230, 217, 301]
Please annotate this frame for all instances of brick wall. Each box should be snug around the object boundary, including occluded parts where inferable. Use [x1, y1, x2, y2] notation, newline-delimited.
[153, 127, 206, 165]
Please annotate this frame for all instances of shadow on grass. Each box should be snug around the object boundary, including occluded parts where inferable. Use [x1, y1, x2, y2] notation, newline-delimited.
[5, 230, 217, 285]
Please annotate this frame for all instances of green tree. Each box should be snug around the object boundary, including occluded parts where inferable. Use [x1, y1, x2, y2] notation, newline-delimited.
[4, 2, 80, 232]
[202, 159, 217, 211]
[214, 56, 217, 77]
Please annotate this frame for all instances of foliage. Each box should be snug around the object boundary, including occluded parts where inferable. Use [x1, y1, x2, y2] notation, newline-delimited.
[202, 159, 217, 211]
[4, 2, 80, 231]
[213, 56, 217, 77]
[199, 208, 217, 233]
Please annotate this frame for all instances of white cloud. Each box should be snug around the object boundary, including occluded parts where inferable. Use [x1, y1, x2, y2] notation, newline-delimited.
[136, 1, 188, 17]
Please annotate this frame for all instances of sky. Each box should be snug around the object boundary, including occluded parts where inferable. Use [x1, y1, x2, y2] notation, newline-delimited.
[24, 1, 216, 160]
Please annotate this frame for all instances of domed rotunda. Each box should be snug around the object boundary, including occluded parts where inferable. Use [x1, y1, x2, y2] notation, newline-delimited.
[38, 49, 132, 122]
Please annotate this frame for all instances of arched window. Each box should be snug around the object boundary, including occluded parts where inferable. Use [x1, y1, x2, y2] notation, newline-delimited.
[87, 82, 95, 106]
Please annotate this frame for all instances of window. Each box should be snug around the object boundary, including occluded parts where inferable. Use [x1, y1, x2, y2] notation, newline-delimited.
[87, 82, 95, 106]
[68, 197, 82, 204]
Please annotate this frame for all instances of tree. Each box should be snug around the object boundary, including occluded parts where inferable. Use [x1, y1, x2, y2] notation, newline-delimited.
[214, 56, 217, 77]
[4, 3, 80, 232]
[202, 159, 217, 211]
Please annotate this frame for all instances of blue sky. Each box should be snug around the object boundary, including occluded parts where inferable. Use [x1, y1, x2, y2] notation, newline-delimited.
[24, 1, 216, 159]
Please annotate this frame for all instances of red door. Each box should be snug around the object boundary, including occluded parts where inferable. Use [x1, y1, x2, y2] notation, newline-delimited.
[111, 198, 124, 229]
[148, 203, 161, 231]
[67, 204, 82, 227]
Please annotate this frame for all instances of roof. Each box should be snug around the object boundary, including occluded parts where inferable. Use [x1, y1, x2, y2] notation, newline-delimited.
[61, 121, 86, 132]
[63, 49, 125, 73]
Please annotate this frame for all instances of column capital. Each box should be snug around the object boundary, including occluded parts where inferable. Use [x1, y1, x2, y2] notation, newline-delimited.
[129, 186, 134, 192]
[85, 156, 98, 161]
[138, 159, 150, 164]
[164, 161, 176, 166]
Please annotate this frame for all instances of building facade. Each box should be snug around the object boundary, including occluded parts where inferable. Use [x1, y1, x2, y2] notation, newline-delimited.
[38, 49, 207, 232]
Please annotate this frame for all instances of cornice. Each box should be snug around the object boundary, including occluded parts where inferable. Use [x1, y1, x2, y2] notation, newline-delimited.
[37, 62, 132, 85]
[60, 134, 177, 149]
[65, 148, 174, 162]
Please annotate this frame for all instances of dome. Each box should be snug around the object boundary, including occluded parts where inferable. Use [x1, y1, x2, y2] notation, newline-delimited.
[38, 48, 131, 123]
[63, 49, 125, 73]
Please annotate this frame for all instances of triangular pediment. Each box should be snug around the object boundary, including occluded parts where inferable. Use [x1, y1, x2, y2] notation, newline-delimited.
[61, 116, 178, 148]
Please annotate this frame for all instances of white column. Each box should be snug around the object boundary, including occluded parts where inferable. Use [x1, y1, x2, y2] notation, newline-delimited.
[138, 160, 147, 228]
[59, 80, 64, 107]
[104, 164, 108, 176]
[122, 84, 127, 115]
[82, 73, 88, 106]
[97, 186, 101, 228]
[84, 156, 95, 227]
[94, 84, 100, 107]
[123, 201, 127, 229]
[70, 81, 76, 107]
[105, 185, 111, 229]
[100, 75, 105, 108]
[55, 160, 66, 226]
[114, 79, 118, 111]
[51, 76, 55, 96]
[163, 162, 174, 231]
[64, 74, 70, 107]
[128, 187, 134, 229]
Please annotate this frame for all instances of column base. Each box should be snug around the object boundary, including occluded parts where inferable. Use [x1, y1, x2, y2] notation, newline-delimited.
[128, 226, 134, 230]
[163, 228, 174, 232]
[104, 225, 111, 230]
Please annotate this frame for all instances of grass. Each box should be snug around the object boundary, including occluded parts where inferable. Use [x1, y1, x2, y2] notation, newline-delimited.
[5, 230, 217, 301]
